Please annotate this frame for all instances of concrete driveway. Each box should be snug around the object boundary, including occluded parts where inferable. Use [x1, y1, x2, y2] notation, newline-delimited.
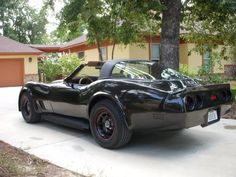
[0, 87, 236, 177]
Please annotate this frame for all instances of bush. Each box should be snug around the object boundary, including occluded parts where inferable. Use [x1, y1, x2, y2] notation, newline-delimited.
[39, 60, 62, 82]
[231, 87, 236, 102]
[179, 64, 225, 84]
[202, 74, 225, 84]
[179, 64, 196, 77]
[197, 65, 224, 83]
[39, 53, 81, 82]
[58, 53, 81, 77]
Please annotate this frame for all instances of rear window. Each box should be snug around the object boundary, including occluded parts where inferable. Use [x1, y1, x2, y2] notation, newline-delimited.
[111, 61, 192, 81]
[111, 61, 157, 80]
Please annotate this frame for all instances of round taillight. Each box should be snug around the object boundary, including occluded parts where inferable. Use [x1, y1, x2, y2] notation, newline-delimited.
[195, 95, 203, 109]
[221, 90, 232, 102]
[184, 95, 195, 111]
[226, 90, 232, 101]
[221, 91, 227, 101]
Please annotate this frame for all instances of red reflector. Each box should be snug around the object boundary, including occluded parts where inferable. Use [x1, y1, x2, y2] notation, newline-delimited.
[210, 95, 217, 101]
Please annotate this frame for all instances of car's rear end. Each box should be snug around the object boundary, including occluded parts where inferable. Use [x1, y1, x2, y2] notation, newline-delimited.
[126, 81, 232, 130]
[162, 83, 232, 130]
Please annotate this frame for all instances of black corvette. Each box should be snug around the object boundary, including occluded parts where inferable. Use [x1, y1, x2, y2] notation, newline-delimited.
[19, 60, 232, 148]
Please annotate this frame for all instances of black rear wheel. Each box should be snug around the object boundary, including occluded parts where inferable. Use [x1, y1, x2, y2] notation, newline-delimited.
[20, 93, 41, 123]
[90, 99, 132, 149]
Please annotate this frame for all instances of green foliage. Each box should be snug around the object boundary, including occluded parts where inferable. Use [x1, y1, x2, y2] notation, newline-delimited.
[57, 0, 162, 60]
[183, 0, 236, 44]
[179, 64, 197, 77]
[58, 53, 81, 77]
[231, 87, 236, 102]
[229, 46, 236, 62]
[230, 84, 236, 102]
[183, 0, 236, 60]
[55, 0, 236, 68]
[0, 0, 48, 44]
[197, 64, 225, 83]
[39, 60, 62, 82]
[39, 53, 81, 82]
[203, 74, 225, 84]
[179, 64, 225, 84]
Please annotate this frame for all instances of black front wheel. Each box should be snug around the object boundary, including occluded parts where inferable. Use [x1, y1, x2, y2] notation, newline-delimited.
[90, 99, 132, 149]
[20, 93, 41, 123]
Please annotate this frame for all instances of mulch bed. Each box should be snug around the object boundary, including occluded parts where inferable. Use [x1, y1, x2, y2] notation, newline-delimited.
[0, 141, 84, 177]
[222, 102, 236, 119]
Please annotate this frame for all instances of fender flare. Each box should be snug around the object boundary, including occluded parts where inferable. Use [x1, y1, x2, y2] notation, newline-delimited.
[87, 92, 129, 128]
[18, 87, 34, 111]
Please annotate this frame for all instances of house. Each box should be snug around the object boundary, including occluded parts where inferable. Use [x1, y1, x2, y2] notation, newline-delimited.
[31, 34, 236, 77]
[0, 36, 43, 87]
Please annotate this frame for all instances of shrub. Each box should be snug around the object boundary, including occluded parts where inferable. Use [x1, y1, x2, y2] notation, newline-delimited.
[231, 87, 236, 102]
[179, 64, 225, 84]
[201, 74, 225, 84]
[58, 53, 81, 77]
[39, 59, 62, 82]
[179, 64, 198, 77]
[39, 53, 82, 82]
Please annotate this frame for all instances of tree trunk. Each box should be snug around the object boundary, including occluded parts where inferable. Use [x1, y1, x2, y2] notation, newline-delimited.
[96, 37, 103, 61]
[111, 41, 116, 60]
[160, 0, 182, 70]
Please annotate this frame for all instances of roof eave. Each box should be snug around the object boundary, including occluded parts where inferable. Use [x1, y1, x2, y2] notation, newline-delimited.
[60, 42, 86, 51]
[0, 52, 44, 55]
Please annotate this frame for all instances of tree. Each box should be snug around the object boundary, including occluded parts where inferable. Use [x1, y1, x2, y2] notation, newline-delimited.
[107, 0, 162, 59]
[183, 0, 236, 46]
[160, 0, 182, 70]
[57, 0, 236, 69]
[57, 0, 162, 61]
[0, 0, 48, 44]
[181, 0, 236, 72]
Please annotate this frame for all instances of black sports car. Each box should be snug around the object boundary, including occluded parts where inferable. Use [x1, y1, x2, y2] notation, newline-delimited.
[18, 60, 232, 149]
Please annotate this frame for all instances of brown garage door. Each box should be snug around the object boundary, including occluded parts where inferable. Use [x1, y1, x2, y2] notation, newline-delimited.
[0, 59, 24, 87]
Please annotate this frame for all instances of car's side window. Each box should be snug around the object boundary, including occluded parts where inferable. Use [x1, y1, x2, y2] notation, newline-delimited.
[111, 65, 131, 78]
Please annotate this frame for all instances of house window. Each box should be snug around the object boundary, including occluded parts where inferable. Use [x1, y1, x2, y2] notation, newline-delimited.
[100, 47, 107, 61]
[150, 43, 160, 61]
[78, 51, 84, 59]
[203, 49, 211, 71]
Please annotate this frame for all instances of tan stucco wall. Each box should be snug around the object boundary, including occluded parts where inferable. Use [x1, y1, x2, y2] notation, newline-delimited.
[129, 44, 149, 60]
[185, 44, 236, 74]
[76, 43, 236, 75]
[0, 55, 38, 74]
[84, 48, 100, 62]
[213, 46, 236, 73]
[82, 43, 194, 64]
[107, 44, 130, 60]
[179, 44, 188, 65]
[187, 44, 203, 72]
[83, 44, 131, 61]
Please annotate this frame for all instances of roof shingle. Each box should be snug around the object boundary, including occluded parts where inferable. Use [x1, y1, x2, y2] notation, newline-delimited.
[0, 36, 43, 54]
[61, 34, 87, 49]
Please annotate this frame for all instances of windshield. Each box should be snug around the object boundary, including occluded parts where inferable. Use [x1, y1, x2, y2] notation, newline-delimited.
[111, 61, 191, 80]
[74, 65, 100, 78]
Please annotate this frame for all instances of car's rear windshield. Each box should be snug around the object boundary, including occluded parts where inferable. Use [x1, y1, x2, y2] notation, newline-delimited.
[111, 61, 190, 80]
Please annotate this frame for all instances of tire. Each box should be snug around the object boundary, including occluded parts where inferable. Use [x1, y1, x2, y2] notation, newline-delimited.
[20, 92, 41, 123]
[90, 99, 132, 149]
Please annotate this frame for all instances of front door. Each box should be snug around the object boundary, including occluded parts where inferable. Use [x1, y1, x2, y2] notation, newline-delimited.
[49, 83, 88, 118]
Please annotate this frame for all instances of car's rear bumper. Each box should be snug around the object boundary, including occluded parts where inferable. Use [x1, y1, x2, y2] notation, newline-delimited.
[128, 104, 232, 130]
